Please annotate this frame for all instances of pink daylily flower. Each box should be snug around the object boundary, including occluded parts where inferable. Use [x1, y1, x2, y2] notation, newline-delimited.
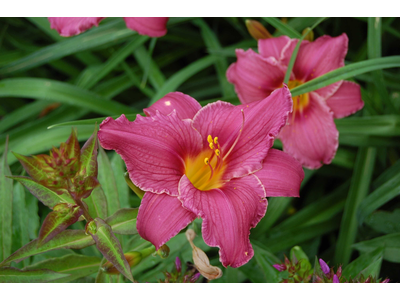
[98, 89, 304, 268]
[227, 34, 364, 169]
[48, 17, 169, 37]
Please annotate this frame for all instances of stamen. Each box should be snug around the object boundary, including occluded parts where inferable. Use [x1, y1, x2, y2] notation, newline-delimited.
[214, 137, 218, 144]
[204, 157, 209, 165]
[223, 109, 245, 160]
[209, 142, 214, 150]
[207, 135, 213, 144]
[203, 157, 214, 181]
[215, 149, 220, 156]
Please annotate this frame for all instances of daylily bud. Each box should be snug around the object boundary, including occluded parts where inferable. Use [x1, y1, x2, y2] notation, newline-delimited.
[302, 28, 314, 42]
[185, 229, 222, 280]
[245, 19, 272, 40]
[103, 251, 142, 275]
[157, 244, 170, 259]
[319, 258, 330, 275]
[124, 172, 145, 199]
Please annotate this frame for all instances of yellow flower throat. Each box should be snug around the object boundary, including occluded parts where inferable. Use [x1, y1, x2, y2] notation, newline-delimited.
[287, 80, 310, 115]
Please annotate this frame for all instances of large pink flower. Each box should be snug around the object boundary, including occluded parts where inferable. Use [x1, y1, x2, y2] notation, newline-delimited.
[48, 17, 169, 37]
[227, 34, 364, 169]
[98, 89, 304, 268]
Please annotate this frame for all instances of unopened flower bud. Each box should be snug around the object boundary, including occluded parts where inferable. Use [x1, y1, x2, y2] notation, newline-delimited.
[185, 229, 222, 280]
[381, 278, 390, 283]
[157, 244, 170, 259]
[273, 264, 286, 272]
[245, 19, 272, 40]
[85, 219, 97, 235]
[175, 257, 182, 273]
[190, 272, 201, 283]
[333, 274, 340, 283]
[364, 276, 371, 283]
[336, 265, 342, 278]
[319, 258, 330, 275]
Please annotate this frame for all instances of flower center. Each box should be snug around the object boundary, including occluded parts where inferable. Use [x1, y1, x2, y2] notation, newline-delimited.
[185, 135, 226, 191]
[287, 80, 310, 115]
[185, 110, 245, 191]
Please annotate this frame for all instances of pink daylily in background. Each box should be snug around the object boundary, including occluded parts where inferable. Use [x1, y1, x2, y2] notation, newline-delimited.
[48, 17, 169, 37]
[227, 33, 364, 169]
[99, 89, 304, 268]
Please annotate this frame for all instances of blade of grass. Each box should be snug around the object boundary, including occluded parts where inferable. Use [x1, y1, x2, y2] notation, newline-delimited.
[134, 45, 166, 91]
[262, 17, 302, 38]
[0, 78, 135, 115]
[334, 147, 377, 266]
[335, 115, 400, 136]
[291, 56, 400, 97]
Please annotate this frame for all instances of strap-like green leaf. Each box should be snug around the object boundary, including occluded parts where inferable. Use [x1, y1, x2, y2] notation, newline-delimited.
[352, 233, 400, 263]
[262, 17, 302, 38]
[0, 267, 69, 283]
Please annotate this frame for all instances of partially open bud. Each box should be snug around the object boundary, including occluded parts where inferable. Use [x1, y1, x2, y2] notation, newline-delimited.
[245, 19, 272, 40]
[302, 28, 314, 42]
[124, 172, 145, 199]
[185, 229, 222, 280]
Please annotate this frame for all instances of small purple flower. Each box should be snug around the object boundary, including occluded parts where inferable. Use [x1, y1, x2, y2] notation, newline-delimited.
[333, 275, 340, 283]
[382, 278, 390, 283]
[273, 264, 286, 272]
[175, 257, 182, 273]
[190, 272, 201, 283]
[319, 259, 330, 275]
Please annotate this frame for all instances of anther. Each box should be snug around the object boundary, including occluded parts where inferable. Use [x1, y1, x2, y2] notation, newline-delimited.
[209, 143, 214, 150]
[214, 137, 218, 144]
[204, 158, 209, 165]
[207, 135, 213, 144]
[215, 149, 220, 156]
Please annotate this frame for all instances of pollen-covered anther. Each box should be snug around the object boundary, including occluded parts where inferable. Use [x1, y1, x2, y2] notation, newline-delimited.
[207, 135, 213, 144]
[215, 149, 220, 156]
[204, 157, 209, 165]
[209, 143, 214, 150]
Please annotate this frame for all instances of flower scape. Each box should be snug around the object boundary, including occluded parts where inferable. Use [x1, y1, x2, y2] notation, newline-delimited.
[0, 17, 398, 284]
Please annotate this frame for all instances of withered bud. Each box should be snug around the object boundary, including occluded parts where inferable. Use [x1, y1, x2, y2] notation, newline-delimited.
[157, 244, 170, 259]
[185, 229, 222, 280]
[245, 19, 272, 40]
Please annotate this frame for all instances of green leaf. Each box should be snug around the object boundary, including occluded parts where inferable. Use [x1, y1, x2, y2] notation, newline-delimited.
[106, 208, 138, 235]
[352, 233, 400, 263]
[0, 207, 138, 266]
[89, 218, 133, 282]
[342, 247, 383, 279]
[111, 153, 130, 208]
[252, 243, 280, 283]
[262, 17, 302, 38]
[83, 186, 108, 219]
[98, 147, 120, 216]
[11, 182, 29, 267]
[78, 128, 98, 179]
[335, 115, 400, 136]
[134, 45, 166, 91]
[0, 78, 135, 115]
[150, 55, 217, 105]
[7, 176, 75, 208]
[334, 147, 376, 266]
[365, 209, 400, 234]
[0, 138, 13, 262]
[0, 266, 69, 283]
[291, 56, 400, 97]
[193, 18, 235, 98]
[0, 19, 135, 75]
[24, 254, 102, 283]
[38, 204, 83, 246]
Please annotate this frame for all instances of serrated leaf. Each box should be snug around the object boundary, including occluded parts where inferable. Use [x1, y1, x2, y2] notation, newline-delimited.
[98, 147, 119, 216]
[24, 254, 101, 283]
[106, 208, 138, 235]
[342, 247, 383, 279]
[0, 207, 139, 266]
[7, 176, 75, 208]
[79, 128, 98, 179]
[83, 186, 108, 219]
[38, 204, 84, 246]
[89, 218, 133, 282]
[352, 233, 400, 263]
[0, 138, 13, 262]
[0, 266, 69, 283]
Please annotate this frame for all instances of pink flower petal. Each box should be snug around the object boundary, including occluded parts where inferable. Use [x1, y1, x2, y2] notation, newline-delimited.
[143, 92, 202, 120]
[226, 49, 286, 104]
[279, 93, 339, 169]
[293, 34, 348, 99]
[123, 17, 168, 37]
[48, 17, 104, 37]
[98, 113, 202, 196]
[179, 174, 267, 268]
[326, 81, 364, 118]
[137, 192, 196, 249]
[255, 149, 304, 197]
[192, 86, 292, 180]
[258, 36, 297, 65]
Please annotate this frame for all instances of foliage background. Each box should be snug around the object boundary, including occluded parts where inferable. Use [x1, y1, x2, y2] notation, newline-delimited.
[0, 17, 399, 283]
